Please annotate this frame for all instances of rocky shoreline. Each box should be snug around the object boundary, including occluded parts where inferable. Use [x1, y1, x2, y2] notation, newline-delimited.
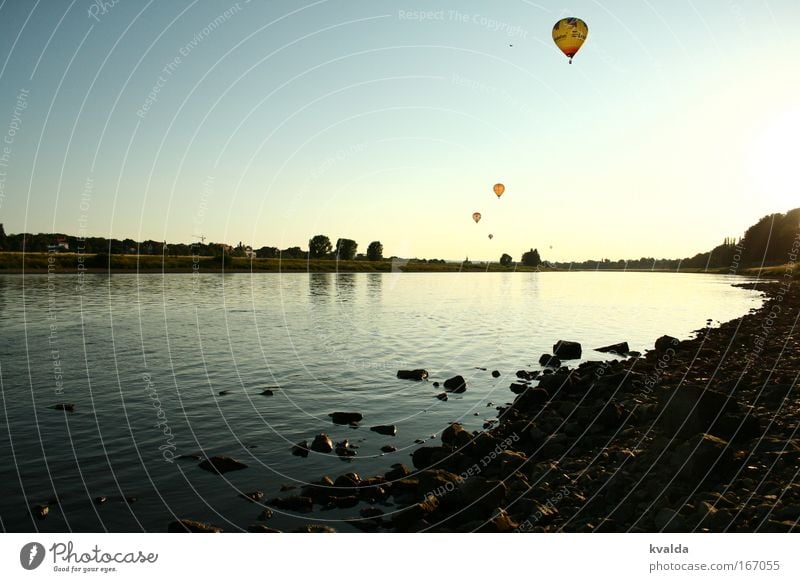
[172, 279, 798, 533]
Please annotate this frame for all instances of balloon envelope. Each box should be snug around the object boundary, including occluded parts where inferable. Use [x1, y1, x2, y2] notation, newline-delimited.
[552, 18, 588, 63]
[472, 212, 482, 223]
[493, 183, 505, 198]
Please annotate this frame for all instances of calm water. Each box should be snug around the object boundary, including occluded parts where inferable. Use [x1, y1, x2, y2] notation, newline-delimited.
[0, 272, 762, 532]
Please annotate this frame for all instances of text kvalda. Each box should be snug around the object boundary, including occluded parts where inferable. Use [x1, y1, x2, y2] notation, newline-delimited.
[49, 542, 158, 565]
[650, 544, 689, 554]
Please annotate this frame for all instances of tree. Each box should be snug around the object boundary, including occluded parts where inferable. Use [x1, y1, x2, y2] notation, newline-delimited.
[335, 238, 357, 261]
[366, 241, 383, 261]
[308, 234, 332, 258]
[499, 253, 512, 267]
[521, 248, 541, 267]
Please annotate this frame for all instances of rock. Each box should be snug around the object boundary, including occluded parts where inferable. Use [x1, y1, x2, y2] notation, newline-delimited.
[538, 354, 561, 368]
[432, 382, 440, 387]
[335, 445, 357, 458]
[198, 456, 249, 474]
[385, 463, 412, 481]
[479, 509, 518, 532]
[260, 389, 274, 396]
[380, 445, 397, 453]
[247, 524, 281, 532]
[168, 519, 222, 533]
[94, 496, 107, 505]
[329, 412, 363, 425]
[310, 433, 334, 453]
[258, 508, 274, 521]
[441, 423, 472, 448]
[392, 495, 439, 528]
[291, 441, 310, 457]
[457, 477, 507, 510]
[443, 375, 467, 393]
[370, 425, 397, 436]
[360, 507, 384, 518]
[516, 370, 537, 380]
[595, 342, 630, 355]
[677, 433, 735, 485]
[435, 392, 448, 401]
[51, 403, 75, 412]
[657, 385, 743, 439]
[330, 495, 359, 508]
[654, 508, 686, 532]
[397, 369, 428, 381]
[411, 446, 448, 470]
[552, 340, 582, 359]
[267, 496, 313, 512]
[333, 473, 361, 488]
[491, 370, 501, 378]
[218, 390, 233, 395]
[513, 388, 549, 411]
[32, 504, 49, 519]
[654, 335, 679, 352]
[240, 491, 264, 502]
[293, 524, 337, 533]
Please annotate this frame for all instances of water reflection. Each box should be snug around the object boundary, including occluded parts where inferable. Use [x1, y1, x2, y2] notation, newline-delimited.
[335, 273, 356, 303]
[308, 273, 331, 302]
[365, 273, 382, 302]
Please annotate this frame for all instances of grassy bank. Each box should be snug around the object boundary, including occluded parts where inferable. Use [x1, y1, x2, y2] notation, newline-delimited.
[0, 252, 548, 273]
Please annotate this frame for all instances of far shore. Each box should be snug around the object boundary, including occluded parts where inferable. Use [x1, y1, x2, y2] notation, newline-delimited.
[0, 252, 793, 278]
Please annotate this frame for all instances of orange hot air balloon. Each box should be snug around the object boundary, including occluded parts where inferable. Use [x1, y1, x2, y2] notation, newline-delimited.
[552, 18, 588, 64]
[493, 183, 505, 198]
[472, 212, 482, 223]
[488, 234, 494, 240]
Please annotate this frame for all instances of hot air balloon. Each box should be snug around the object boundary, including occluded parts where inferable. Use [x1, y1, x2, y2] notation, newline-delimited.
[472, 212, 482, 223]
[488, 234, 494, 240]
[493, 183, 505, 198]
[552, 18, 588, 64]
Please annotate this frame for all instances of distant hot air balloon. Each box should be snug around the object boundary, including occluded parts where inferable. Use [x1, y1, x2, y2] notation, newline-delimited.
[493, 183, 505, 198]
[552, 18, 588, 64]
[472, 212, 482, 224]
[488, 234, 494, 240]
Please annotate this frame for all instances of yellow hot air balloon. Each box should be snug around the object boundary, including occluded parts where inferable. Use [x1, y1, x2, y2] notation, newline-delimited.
[552, 18, 588, 63]
[493, 183, 505, 198]
[472, 212, 482, 224]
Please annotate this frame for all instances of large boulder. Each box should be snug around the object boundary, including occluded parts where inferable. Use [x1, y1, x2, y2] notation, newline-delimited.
[329, 412, 363, 425]
[552, 340, 582, 359]
[198, 456, 248, 474]
[397, 369, 428, 381]
[657, 385, 743, 439]
[441, 423, 472, 448]
[291, 441, 310, 457]
[513, 388, 549, 411]
[443, 375, 467, 393]
[310, 433, 334, 453]
[595, 342, 630, 355]
[654, 335, 679, 352]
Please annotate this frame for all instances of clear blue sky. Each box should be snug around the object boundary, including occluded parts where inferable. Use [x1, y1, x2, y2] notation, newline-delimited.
[0, 0, 797, 261]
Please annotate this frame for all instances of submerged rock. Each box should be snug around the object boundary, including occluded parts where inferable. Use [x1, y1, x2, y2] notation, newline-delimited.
[198, 456, 248, 474]
[595, 342, 630, 355]
[397, 369, 428, 381]
[380, 445, 397, 453]
[268, 496, 313, 512]
[538, 354, 561, 368]
[436, 392, 448, 401]
[329, 412, 363, 425]
[51, 403, 75, 412]
[291, 441, 310, 457]
[370, 424, 397, 436]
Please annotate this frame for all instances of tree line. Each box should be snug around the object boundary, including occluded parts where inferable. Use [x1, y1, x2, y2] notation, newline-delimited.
[0, 206, 796, 268]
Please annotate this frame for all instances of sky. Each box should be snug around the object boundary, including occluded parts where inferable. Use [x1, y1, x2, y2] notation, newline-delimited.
[0, 0, 798, 262]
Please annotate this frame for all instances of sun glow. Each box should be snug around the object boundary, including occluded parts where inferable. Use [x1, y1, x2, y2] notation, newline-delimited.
[746, 108, 800, 210]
